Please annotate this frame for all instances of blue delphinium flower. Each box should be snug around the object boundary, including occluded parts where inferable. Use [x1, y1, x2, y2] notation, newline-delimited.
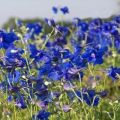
[102, 22, 115, 33]
[32, 110, 50, 120]
[60, 6, 69, 14]
[98, 90, 108, 98]
[27, 23, 42, 35]
[45, 18, 56, 27]
[107, 67, 120, 80]
[61, 49, 72, 59]
[4, 32, 19, 43]
[29, 44, 39, 57]
[2, 45, 26, 70]
[60, 61, 73, 74]
[82, 47, 105, 65]
[71, 54, 86, 67]
[114, 36, 120, 53]
[7, 70, 21, 84]
[34, 87, 50, 102]
[73, 18, 81, 27]
[67, 89, 100, 106]
[29, 44, 49, 62]
[26, 23, 42, 39]
[113, 15, 120, 24]
[83, 90, 100, 106]
[0, 30, 19, 49]
[39, 63, 52, 77]
[75, 31, 85, 41]
[89, 18, 103, 29]
[7, 95, 13, 102]
[79, 21, 88, 32]
[56, 25, 69, 35]
[52, 6, 58, 14]
[15, 94, 27, 109]
[48, 71, 61, 81]
[53, 37, 67, 47]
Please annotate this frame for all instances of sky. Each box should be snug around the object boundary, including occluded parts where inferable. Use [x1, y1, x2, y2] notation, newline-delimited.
[0, 0, 120, 25]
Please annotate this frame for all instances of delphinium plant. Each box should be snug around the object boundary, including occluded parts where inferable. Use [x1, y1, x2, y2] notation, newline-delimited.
[0, 5, 120, 120]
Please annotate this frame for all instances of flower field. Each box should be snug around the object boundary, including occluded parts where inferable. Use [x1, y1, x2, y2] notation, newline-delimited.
[0, 6, 120, 120]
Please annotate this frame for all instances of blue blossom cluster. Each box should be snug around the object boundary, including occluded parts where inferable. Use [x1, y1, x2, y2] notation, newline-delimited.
[0, 6, 120, 120]
[52, 6, 69, 14]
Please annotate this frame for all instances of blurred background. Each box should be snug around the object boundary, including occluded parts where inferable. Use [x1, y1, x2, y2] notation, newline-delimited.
[0, 0, 120, 26]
